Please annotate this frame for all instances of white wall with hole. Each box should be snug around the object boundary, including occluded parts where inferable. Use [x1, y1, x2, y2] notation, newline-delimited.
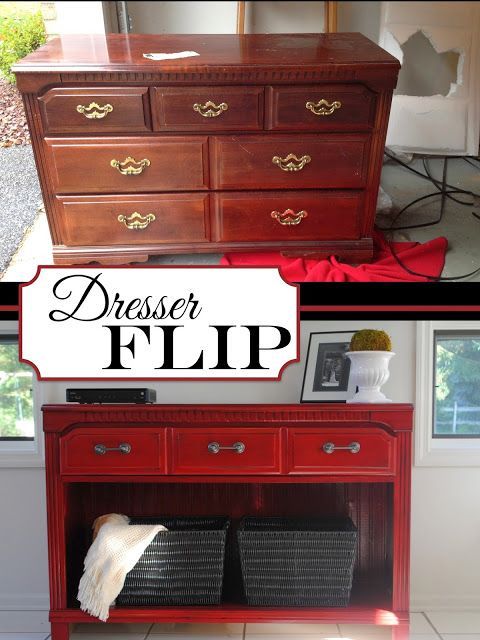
[379, 1, 480, 155]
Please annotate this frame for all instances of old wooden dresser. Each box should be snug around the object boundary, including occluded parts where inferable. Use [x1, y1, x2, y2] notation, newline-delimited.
[14, 34, 400, 265]
[43, 403, 412, 640]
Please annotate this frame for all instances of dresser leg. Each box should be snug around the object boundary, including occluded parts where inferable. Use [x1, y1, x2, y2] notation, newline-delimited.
[51, 622, 70, 640]
[392, 622, 410, 640]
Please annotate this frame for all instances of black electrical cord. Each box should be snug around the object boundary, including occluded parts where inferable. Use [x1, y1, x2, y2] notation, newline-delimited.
[384, 150, 479, 196]
[383, 149, 479, 198]
[375, 160, 477, 231]
[423, 158, 475, 205]
[375, 189, 469, 232]
[374, 152, 480, 281]
[386, 243, 480, 282]
[463, 157, 480, 170]
[424, 157, 480, 199]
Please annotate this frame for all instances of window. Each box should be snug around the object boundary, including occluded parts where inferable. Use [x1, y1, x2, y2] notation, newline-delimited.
[416, 321, 480, 466]
[433, 332, 480, 438]
[0, 321, 43, 467]
[0, 335, 34, 440]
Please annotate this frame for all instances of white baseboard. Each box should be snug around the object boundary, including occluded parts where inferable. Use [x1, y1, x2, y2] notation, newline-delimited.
[411, 594, 480, 611]
[0, 594, 49, 610]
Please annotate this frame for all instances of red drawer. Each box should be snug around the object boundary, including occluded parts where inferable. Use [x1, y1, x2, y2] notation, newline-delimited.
[288, 428, 395, 475]
[60, 429, 163, 475]
[171, 428, 281, 475]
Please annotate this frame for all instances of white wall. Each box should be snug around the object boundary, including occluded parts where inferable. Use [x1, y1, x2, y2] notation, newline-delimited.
[123, 0, 382, 38]
[338, 1, 382, 42]
[246, 2, 325, 34]
[42, 319, 414, 405]
[123, 0, 377, 37]
[0, 469, 49, 610]
[125, 1, 326, 35]
[45, 0, 380, 37]
[411, 466, 480, 610]
[43, 1, 107, 36]
[126, 1, 238, 35]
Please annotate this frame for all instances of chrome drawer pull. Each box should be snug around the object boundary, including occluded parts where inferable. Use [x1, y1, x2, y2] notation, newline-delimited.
[306, 99, 342, 116]
[94, 443, 132, 455]
[193, 101, 228, 117]
[208, 441, 246, 454]
[322, 441, 360, 454]
[272, 153, 311, 172]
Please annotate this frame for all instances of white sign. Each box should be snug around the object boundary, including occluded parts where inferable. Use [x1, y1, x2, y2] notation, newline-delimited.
[20, 267, 298, 380]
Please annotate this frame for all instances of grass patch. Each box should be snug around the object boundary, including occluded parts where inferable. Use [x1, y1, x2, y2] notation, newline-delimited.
[0, 5, 46, 82]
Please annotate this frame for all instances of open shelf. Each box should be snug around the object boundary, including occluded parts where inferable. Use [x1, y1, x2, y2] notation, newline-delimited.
[63, 481, 394, 621]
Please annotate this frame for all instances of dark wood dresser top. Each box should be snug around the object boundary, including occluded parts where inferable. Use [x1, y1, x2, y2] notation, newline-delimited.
[13, 32, 400, 74]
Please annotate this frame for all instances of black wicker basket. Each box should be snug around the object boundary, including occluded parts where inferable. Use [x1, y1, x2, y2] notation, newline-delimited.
[237, 516, 357, 607]
[116, 516, 230, 606]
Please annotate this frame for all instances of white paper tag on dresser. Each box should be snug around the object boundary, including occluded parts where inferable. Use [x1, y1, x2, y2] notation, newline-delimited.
[143, 51, 199, 60]
[20, 267, 298, 380]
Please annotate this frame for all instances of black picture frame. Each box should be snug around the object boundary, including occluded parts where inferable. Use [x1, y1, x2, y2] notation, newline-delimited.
[300, 331, 358, 402]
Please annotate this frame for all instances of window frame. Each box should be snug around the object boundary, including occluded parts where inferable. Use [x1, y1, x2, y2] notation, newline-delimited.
[0, 321, 44, 468]
[416, 320, 480, 467]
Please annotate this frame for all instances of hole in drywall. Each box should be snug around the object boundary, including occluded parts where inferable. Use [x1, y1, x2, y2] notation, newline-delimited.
[394, 30, 460, 97]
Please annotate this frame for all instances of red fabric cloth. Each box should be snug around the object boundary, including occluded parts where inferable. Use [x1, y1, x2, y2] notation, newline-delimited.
[220, 229, 448, 282]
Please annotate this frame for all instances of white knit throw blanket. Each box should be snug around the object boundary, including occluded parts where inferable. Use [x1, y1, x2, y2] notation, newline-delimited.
[77, 513, 167, 621]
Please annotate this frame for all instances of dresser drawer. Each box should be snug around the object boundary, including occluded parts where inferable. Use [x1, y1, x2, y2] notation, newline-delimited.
[39, 87, 151, 134]
[45, 136, 209, 193]
[266, 85, 376, 131]
[60, 429, 163, 475]
[210, 134, 369, 190]
[171, 428, 281, 475]
[288, 428, 395, 475]
[152, 86, 264, 131]
[212, 190, 363, 241]
[56, 193, 209, 246]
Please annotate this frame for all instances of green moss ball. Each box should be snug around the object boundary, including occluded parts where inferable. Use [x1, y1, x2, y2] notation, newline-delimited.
[349, 329, 392, 352]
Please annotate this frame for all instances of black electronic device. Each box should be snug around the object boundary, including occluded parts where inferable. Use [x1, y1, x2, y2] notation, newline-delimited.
[66, 388, 157, 404]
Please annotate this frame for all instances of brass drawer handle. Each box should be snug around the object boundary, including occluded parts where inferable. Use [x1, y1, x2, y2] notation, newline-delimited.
[306, 99, 342, 116]
[94, 443, 132, 455]
[272, 153, 311, 172]
[208, 441, 246, 454]
[110, 156, 151, 176]
[322, 441, 361, 454]
[193, 101, 228, 118]
[76, 102, 113, 119]
[117, 212, 156, 230]
[271, 209, 308, 226]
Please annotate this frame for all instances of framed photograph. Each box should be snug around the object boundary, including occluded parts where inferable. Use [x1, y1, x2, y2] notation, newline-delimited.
[300, 331, 358, 402]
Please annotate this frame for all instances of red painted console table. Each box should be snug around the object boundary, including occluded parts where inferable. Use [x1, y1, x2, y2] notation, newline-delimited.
[42, 403, 413, 640]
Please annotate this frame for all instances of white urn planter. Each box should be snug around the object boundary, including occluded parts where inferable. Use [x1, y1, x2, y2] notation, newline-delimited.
[346, 351, 395, 403]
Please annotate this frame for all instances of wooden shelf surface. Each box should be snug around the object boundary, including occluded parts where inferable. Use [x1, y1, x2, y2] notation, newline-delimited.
[52, 604, 407, 626]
